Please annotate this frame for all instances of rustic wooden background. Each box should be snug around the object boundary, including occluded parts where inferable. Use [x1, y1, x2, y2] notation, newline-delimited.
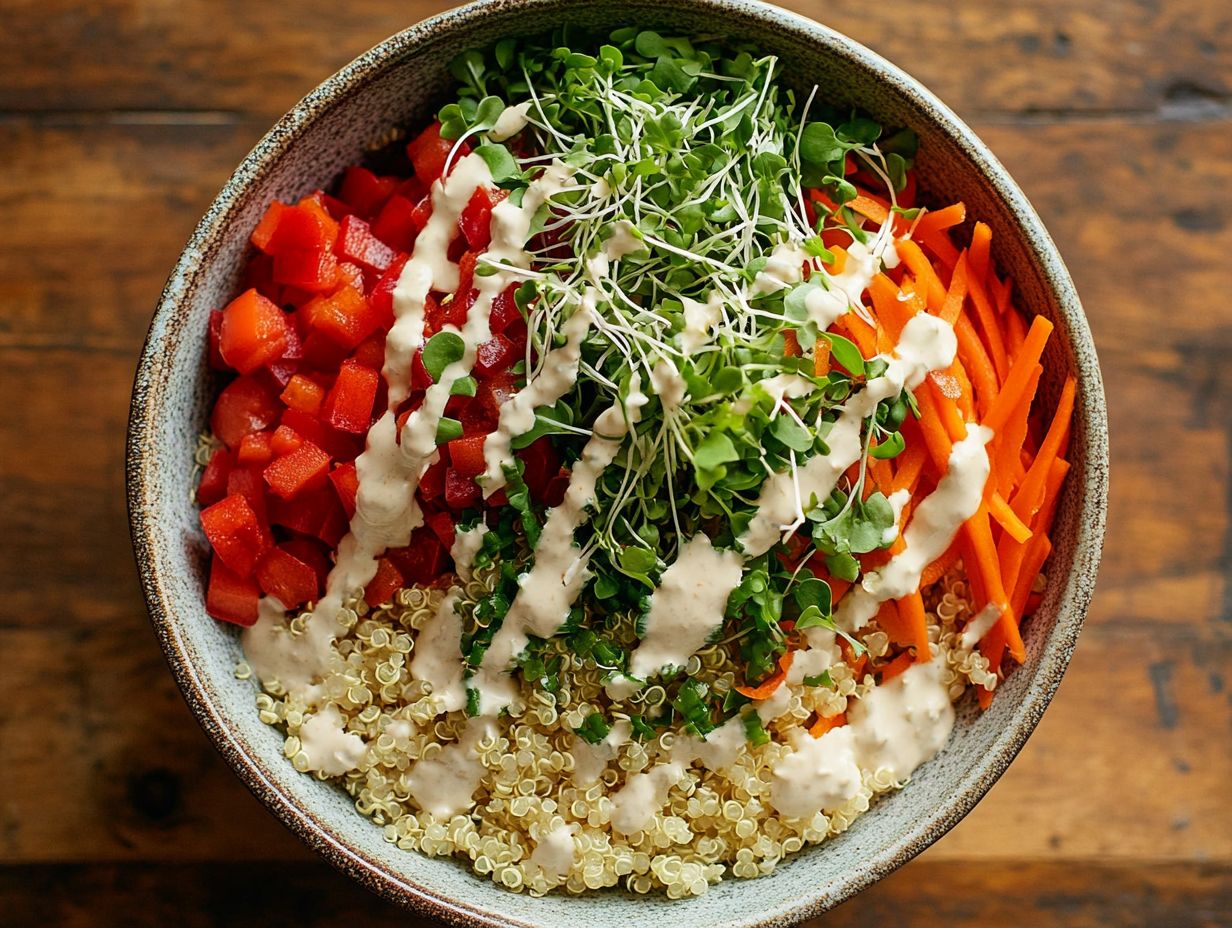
[1, 0, 1229, 925]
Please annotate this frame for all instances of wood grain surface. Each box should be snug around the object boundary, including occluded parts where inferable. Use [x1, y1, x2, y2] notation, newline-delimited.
[0, 0, 1229, 925]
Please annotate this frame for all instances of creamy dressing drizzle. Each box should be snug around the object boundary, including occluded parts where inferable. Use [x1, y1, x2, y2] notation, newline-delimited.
[472, 380, 648, 715]
[628, 533, 744, 681]
[570, 720, 632, 786]
[650, 359, 687, 412]
[488, 101, 532, 142]
[298, 704, 367, 776]
[610, 761, 686, 835]
[480, 298, 595, 496]
[740, 312, 957, 557]
[679, 291, 725, 354]
[960, 602, 1004, 650]
[449, 523, 489, 583]
[769, 655, 954, 819]
[408, 592, 467, 713]
[835, 425, 993, 633]
[406, 716, 496, 818]
[529, 824, 577, 880]
[882, 487, 912, 546]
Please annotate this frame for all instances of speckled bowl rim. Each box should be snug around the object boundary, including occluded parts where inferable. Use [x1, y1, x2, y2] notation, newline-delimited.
[127, 1, 1108, 924]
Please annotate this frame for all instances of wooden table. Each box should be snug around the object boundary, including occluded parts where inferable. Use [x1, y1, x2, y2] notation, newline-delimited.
[1, 1, 1228, 924]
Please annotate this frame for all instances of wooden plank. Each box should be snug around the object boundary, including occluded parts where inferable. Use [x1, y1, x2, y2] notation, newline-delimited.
[0, 0, 1228, 119]
[1, 620, 1226, 863]
[0, 860, 1227, 927]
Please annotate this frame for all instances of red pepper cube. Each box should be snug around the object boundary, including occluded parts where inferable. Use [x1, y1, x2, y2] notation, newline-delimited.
[270, 424, 303, 457]
[339, 166, 398, 219]
[477, 373, 518, 420]
[208, 310, 230, 370]
[250, 200, 288, 255]
[273, 247, 339, 293]
[206, 554, 262, 626]
[322, 359, 380, 434]
[268, 485, 348, 546]
[368, 255, 409, 331]
[371, 195, 421, 254]
[387, 527, 447, 585]
[364, 557, 404, 608]
[200, 492, 269, 577]
[264, 440, 331, 500]
[424, 510, 456, 550]
[406, 121, 462, 184]
[459, 187, 497, 251]
[488, 285, 523, 335]
[225, 464, 271, 529]
[256, 546, 321, 610]
[197, 447, 234, 507]
[329, 461, 359, 518]
[352, 333, 387, 371]
[281, 538, 331, 588]
[236, 430, 274, 465]
[474, 333, 518, 378]
[210, 374, 281, 449]
[218, 288, 290, 375]
[418, 458, 447, 501]
[448, 435, 488, 478]
[519, 436, 562, 503]
[444, 466, 481, 510]
[279, 374, 326, 416]
[334, 214, 396, 273]
[279, 408, 362, 462]
[301, 285, 379, 351]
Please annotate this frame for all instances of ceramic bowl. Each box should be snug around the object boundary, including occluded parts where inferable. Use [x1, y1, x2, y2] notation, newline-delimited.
[127, 1, 1108, 924]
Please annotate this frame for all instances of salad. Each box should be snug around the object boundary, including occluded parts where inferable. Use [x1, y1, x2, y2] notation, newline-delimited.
[194, 28, 1074, 898]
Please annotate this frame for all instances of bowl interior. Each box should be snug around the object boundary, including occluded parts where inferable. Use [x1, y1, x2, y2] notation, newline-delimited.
[128, 2, 1107, 926]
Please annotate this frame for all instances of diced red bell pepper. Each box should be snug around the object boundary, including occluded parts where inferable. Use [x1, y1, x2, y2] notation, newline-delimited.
[263, 440, 331, 500]
[281, 537, 331, 587]
[410, 346, 433, 390]
[273, 246, 338, 292]
[300, 330, 351, 370]
[477, 373, 518, 419]
[448, 435, 488, 478]
[197, 447, 234, 506]
[364, 557, 404, 608]
[332, 259, 366, 294]
[371, 195, 422, 253]
[424, 510, 456, 550]
[542, 472, 568, 508]
[211, 374, 281, 449]
[334, 214, 396, 273]
[301, 284, 380, 350]
[352, 333, 387, 372]
[250, 201, 288, 255]
[256, 546, 321, 609]
[459, 398, 498, 437]
[226, 464, 271, 526]
[488, 285, 523, 335]
[241, 253, 279, 301]
[520, 436, 562, 503]
[269, 485, 348, 546]
[320, 192, 352, 221]
[270, 424, 303, 457]
[458, 187, 497, 251]
[339, 166, 398, 219]
[219, 288, 291, 374]
[200, 492, 270, 577]
[456, 249, 479, 306]
[418, 458, 447, 501]
[279, 408, 362, 462]
[268, 197, 339, 254]
[322, 358, 379, 434]
[473, 333, 518, 377]
[237, 430, 273, 465]
[369, 255, 409, 330]
[329, 461, 359, 518]
[387, 527, 447, 584]
[208, 310, 230, 370]
[206, 554, 262, 626]
[444, 466, 481, 510]
[406, 121, 463, 184]
[279, 373, 326, 416]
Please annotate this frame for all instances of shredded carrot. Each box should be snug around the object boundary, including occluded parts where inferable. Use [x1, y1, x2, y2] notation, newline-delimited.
[1004, 306, 1027, 361]
[983, 315, 1054, 434]
[988, 490, 1033, 544]
[939, 252, 969, 326]
[874, 599, 912, 648]
[966, 272, 1010, 382]
[968, 221, 992, 284]
[783, 329, 801, 357]
[920, 539, 962, 587]
[994, 364, 1042, 499]
[890, 432, 928, 494]
[895, 239, 946, 310]
[964, 505, 1025, 663]
[813, 338, 831, 376]
[808, 711, 848, 739]
[735, 651, 794, 700]
[954, 313, 1000, 417]
[848, 195, 889, 226]
[896, 590, 932, 660]
[1011, 536, 1052, 621]
[1010, 376, 1077, 524]
[915, 202, 967, 238]
[879, 650, 916, 682]
[833, 311, 877, 360]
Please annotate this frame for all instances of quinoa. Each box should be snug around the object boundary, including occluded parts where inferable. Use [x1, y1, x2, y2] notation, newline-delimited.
[247, 564, 998, 898]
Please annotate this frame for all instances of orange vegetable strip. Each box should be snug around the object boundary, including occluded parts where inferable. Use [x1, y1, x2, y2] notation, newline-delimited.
[917, 224, 961, 269]
[983, 315, 1054, 434]
[995, 364, 1042, 498]
[955, 314, 1000, 416]
[735, 651, 794, 699]
[848, 195, 889, 225]
[896, 590, 932, 661]
[1011, 536, 1052, 621]
[868, 273, 918, 341]
[867, 457, 895, 495]
[783, 329, 801, 357]
[833, 313, 877, 360]
[895, 239, 947, 310]
[874, 599, 913, 649]
[1004, 306, 1027, 362]
[998, 457, 1069, 598]
[808, 711, 848, 739]
[890, 431, 928, 494]
[912, 382, 958, 472]
[928, 379, 967, 442]
[1010, 376, 1076, 524]
[988, 490, 1033, 544]
[915, 202, 967, 238]
[965, 505, 1024, 663]
[920, 539, 962, 587]
[813, 339, 831, 376]
[966, 272, 1010, 382]
[968, 221, 992, 284]
[939, 252, 970, 326]
[879, 650, 916, 682]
